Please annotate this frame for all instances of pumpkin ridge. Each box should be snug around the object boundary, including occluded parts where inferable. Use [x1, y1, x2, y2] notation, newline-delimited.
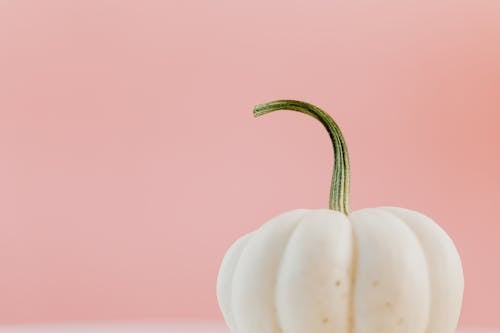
[227, 233, 254, 333]
[377, 207, 432, 333]
[347, 213, 358, 333]
[273, 211, 312, 333]
[380, 207, 464, 333]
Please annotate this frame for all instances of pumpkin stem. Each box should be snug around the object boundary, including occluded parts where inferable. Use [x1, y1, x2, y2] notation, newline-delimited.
[253, 100, 351, 214]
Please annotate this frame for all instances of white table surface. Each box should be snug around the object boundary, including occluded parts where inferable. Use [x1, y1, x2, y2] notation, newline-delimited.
[0, 323, 495, 333]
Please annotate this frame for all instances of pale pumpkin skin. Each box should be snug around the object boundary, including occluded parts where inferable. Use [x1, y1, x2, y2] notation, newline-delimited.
[217, 207, 464, 333]
[217, 100, 464, 333]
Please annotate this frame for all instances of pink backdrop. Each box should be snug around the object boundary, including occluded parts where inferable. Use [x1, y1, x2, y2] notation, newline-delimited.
[1, 0, 499, 327]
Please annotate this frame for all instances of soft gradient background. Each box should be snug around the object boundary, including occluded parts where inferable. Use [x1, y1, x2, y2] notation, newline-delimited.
[1, 0, 499, 327]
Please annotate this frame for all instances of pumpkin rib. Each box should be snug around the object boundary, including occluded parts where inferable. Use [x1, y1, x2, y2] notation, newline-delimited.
[347, 213, 359, 333]
[223, 233, 254, 333]
[378, 207, 433, 333]
[230, 209, 307, 333]
[380, 207, 464, 333]
[350, 208, 430, 333]
[273, 212, 310, 333]
[275, 209, 353, 333]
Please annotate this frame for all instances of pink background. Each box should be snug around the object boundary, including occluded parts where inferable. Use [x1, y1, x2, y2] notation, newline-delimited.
[1, 0, 499, 327]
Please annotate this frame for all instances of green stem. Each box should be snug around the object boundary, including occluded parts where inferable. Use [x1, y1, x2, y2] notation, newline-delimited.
[253, 100, 351, 214]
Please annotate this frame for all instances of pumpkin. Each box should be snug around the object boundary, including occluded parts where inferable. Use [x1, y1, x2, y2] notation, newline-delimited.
[216, 100, 464, 333]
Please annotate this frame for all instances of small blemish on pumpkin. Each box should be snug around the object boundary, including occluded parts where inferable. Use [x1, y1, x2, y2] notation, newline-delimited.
[398, 317, 404, 325]
[385, 302, 393, 310]
[335, 280, 341, 287]
[372, 280, 379, 287]
[322, 317, 329, 324]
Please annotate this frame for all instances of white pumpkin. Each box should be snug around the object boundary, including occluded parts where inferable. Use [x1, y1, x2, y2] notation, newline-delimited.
[216, 100, 464, 333]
